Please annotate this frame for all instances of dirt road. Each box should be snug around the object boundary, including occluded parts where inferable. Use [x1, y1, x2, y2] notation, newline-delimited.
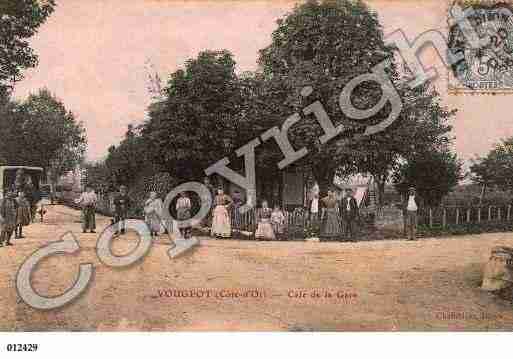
[1, 205, 512, 331]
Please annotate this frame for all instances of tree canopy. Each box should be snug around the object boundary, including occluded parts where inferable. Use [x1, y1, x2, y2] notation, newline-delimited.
[471, 137, 513, 193]
[107, 0, 458, 208]
[393, 149, 463, 207]
[0, 0, 55, 98]
[142, 50, 243, 182]
[104, 124, 154, 188]
[256, 0, 396, 194]
[251, 0, 456, 200]
[0, 89, 87, 177]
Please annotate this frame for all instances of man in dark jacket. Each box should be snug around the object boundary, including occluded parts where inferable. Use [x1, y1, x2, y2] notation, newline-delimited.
[340, 188, 359, 240]
[0, 191, 18, 247]
[113, 185, 131, 235]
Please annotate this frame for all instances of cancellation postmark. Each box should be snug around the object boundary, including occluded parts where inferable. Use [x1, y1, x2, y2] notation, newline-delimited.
[448, 0, 513, 94]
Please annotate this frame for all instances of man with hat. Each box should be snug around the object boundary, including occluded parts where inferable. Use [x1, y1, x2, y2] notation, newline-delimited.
[113, 185, 131, 235]
[403, 186, 420, 241]
[340, 187, 359, 240]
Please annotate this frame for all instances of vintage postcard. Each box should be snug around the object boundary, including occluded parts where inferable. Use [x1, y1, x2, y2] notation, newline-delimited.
[1, 0, 513, 349]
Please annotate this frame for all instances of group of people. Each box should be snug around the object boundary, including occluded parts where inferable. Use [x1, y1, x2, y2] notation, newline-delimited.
[74, 178, 420, 242]
[0, 170, 39, 247]
[141, 180, 238, 239]
[306, 187, 360, 241]
[75, 176, 285, 241]
[0, 191, 33, 247]
[254, 201, 286, 240]
[75, 184, 132, 236]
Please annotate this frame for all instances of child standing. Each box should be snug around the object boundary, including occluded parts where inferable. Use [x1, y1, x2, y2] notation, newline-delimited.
[271, 204, 286, 240]
[255, 200, 275, 240]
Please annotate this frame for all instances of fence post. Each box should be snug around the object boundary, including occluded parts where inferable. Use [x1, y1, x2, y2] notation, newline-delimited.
[508, 205, 512, 221]
[467, 208, 471, 223]
[442, 208, 447, 228]
[456, 208, 459, 225]
[478, 207, 481, 223]
[429, 208, 433, 228]
[498, 207, 502, 221]
[488, 206, 492, 221]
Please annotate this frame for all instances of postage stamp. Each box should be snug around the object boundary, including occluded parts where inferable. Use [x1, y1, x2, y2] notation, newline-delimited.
[448, 0, 513, 93]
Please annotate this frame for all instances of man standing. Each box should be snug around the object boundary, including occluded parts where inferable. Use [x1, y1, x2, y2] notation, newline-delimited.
[75, 185, 98, 233]
[15, 191, 31, 238]
[114, 185, 131, 235]
[25, 177, 38, 223]
[340, 188, 359, 240]
[308, 192, 320, 230]
[0, 191, 18, 247]
[404, 187, 419, 241]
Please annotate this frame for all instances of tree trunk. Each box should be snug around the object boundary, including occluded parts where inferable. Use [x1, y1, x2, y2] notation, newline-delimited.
[479, 183, 486, 206]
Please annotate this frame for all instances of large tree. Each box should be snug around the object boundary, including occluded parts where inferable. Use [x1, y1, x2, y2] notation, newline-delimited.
[0, 89, 87, 177]
[393, 148, 463, 207]
[104, 124, 155, 187]
[0, 0, 55, 97]
[256, 0, 400, 195]
[471, 137, 513, 195]
[142, 50, 243, 181]
[347, 85, 455, 206]
[256, 0, 456, 198]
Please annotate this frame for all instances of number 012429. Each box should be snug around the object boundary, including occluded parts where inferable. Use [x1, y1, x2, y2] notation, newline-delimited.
[6, 344, 38, 352]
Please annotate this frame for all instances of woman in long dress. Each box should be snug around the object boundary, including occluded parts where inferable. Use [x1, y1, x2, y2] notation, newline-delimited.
[211, 188, 233, 239]
[144, 191, 163, 238]
[320, 189, 341, 240]
[255, 200, 275, 240]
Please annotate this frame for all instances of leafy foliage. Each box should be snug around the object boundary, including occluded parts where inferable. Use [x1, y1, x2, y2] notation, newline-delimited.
[0, 0, 55, 97]
[393, 149, 463, 207]
[0, 89, 87, 176]
[249, 0, 457, 201]
[257, 0, 396, 193]
[471, 137, 513, 193]
[104, 124, 154, 187]
[142, 50, 243, 181]
[101, 0, 458, 209]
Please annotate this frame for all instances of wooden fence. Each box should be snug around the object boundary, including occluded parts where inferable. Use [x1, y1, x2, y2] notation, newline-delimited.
[231, 207, 309, 237]
[66, 192, 513, 236]
[418, 205, 513, 228]
[231, 207, 375, 237]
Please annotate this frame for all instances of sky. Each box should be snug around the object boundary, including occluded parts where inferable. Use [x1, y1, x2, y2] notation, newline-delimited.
[13, 0, 513, 163]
